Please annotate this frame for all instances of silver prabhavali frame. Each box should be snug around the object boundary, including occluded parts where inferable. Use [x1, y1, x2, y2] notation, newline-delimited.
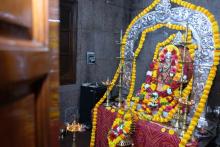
[122, 0, 215, 128]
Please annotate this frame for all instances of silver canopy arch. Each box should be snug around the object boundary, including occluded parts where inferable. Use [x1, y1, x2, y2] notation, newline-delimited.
[122, 0, 215, 109]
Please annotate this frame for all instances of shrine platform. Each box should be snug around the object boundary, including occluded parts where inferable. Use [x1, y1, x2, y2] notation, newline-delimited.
[95, 105, 198, 147]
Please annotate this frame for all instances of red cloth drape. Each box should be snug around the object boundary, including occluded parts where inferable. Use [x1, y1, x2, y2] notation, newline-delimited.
[95, 106, 197, 147]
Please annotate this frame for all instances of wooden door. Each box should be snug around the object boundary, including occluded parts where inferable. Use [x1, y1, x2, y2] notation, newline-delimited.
[0, 0, 59, 147]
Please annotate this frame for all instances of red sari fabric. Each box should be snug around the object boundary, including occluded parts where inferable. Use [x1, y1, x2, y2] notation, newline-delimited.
[95, 106, 197, 147]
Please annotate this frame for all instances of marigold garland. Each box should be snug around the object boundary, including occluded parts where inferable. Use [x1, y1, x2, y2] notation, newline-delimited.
[90, 66, 121, 146]
[90, 0, 220, 146]
[169, 0, 220, 146]
[107, 109, 133, 147]
[126, 24, 190, 103]
[137, 34, 180, 123]
[108, 23, 194, 146]
[109, 41, 193, 146]
[153, 34, 176, 60]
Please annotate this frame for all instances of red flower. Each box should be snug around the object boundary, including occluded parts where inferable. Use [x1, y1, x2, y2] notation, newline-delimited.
[118, 130, 123, 135]
[145, 75, 152, 83]
[170, 82, 180, 89]
[163, 48, 168, 54]
[173, 55, 178, 60]
[110, 133, 116, 140]
[171, 60, 176, 66]
[149, 63, 154, 70]
[165, 106, 172, 111]
[157, 102, 161, 107]
[146, 88, 153, 93]
[170, 67, 177, 73]
[159, 91, 167, 97]
[160, 54, 165, 62]
[160, 54, 165, 58]
[184, 67, 188, 75]
[171, 50, 176, 55]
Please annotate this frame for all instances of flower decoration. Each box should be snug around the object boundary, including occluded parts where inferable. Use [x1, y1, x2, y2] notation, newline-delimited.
[108, 110, 134, 147]
[91, 1, 219, 147]
[106, 32, 193, 146]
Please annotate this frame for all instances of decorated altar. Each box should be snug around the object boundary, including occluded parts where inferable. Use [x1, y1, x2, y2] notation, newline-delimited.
[90, 0, 220, 147]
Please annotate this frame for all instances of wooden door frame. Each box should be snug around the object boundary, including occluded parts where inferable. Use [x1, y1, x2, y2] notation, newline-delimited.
[0, 0, 53, 147]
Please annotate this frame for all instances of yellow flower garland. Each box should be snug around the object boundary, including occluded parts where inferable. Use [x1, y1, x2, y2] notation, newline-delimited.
[109, 33, 194, 145]
[168, 0, 220, 146]
[153, 34, 177, 60]
[138, 41, 194, 124]
[90, 66, 121, 146]
[108, 110, 133, 147]
[107, 23, 193, 146]
[126, 24, 190, 103]
[144, 44, 183, 121]
[125, 29, 194, 124]
[90, 0, 219, 146]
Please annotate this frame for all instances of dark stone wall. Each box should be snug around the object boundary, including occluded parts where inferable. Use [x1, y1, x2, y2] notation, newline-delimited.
[60, 0, 132, 121]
